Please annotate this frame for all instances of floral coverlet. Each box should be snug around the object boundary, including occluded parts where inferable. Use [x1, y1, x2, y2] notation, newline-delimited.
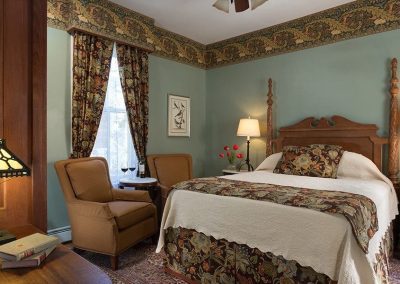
[172, 177, 378, 253]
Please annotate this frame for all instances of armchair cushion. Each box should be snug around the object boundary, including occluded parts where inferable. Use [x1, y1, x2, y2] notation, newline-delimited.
[112, 189, 152, 203]
[68, 200, 114, 220]
[108, 201, 156, 230]
[66, 160, 113, 202]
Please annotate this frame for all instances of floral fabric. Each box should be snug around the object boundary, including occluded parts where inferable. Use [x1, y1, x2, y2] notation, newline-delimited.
[164, 226, 392, 284]
[273, 144, 344, 178]
[173, 177, 378, 253]
[116, 44, 149, 168]
[71, 31, 113, 158]
[164, 227, 332, 284]
[374, 226, 393, 284]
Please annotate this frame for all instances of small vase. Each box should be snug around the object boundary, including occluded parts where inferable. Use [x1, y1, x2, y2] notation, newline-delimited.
[225, 164, 237, 171]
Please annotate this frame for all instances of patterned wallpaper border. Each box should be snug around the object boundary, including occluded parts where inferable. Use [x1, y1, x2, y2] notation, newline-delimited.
[48, 0, 400, 69]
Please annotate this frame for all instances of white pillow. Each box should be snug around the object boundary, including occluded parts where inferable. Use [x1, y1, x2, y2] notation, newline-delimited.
[337, 151, 391, 183]
[338, 151, 394, 191]
[256, 151, 393, 190]
[255, 152, 282, 171]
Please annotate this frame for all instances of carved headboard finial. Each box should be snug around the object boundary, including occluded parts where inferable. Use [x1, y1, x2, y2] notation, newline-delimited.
[266, 78, 274, 156]
[388, 58, 399, 189]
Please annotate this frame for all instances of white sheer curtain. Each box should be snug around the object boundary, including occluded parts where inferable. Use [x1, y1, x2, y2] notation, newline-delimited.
[91, 46, 138, 186]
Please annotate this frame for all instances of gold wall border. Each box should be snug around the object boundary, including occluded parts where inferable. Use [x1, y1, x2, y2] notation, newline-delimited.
[48, 0, 400, 69]
[47, 0, 207, 68]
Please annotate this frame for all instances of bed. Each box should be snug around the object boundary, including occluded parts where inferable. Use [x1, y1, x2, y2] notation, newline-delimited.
[156, 58, 399, 284]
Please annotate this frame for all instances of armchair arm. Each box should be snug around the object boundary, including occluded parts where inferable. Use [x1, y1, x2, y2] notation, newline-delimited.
[68, 200, 114, 220]
[112, 189, 152, 202]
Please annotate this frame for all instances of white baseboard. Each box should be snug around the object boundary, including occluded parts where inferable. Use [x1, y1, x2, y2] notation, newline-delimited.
[47, 226, 71, 243]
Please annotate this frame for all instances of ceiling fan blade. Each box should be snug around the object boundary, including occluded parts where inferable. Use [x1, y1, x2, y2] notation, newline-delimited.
[213, 0, 229, 13]
[251, 0, 268, 10]
[234, 0, 250, 12]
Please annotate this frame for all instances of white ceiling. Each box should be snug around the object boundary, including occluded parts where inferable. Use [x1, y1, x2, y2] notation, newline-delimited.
[110, 0, 355, 44]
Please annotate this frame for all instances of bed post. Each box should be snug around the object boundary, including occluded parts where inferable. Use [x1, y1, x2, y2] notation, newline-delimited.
[388, 58, 399, 190]
[266, 78, 274, 156]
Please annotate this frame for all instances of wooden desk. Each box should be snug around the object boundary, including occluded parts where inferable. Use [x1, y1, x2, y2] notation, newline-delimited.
[0, 225, 111, 284]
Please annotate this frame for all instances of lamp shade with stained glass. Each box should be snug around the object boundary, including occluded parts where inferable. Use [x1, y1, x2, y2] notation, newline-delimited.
[0, 139, 30, 244]
[0, 139, 30, 178]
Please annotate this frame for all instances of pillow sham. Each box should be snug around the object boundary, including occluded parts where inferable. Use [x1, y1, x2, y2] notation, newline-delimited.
[255, 152, 283, 171]
[273, 144, 344, 178]
[337, 151, 394, 190]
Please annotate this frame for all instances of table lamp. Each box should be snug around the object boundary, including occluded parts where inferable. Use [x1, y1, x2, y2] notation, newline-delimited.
[0, 139, 31, 245]
[237, 117, 260, 171]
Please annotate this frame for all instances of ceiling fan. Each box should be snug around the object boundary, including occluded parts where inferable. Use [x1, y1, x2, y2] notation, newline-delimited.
[213, 0, 268, 13]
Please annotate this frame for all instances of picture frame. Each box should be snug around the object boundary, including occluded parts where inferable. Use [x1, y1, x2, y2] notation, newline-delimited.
[168, 94, 190, 137]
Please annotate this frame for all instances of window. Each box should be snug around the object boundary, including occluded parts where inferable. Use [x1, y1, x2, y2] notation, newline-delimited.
[91, 46, 138, 186]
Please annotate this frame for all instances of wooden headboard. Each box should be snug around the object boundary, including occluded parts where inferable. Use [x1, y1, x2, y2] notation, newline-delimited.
[272, 116, 387, 170]
[265, 58, 399, 186]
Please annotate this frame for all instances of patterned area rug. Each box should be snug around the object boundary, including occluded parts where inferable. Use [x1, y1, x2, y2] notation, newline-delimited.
[78, 241, 400, 283]
[78, 241, 185, 284]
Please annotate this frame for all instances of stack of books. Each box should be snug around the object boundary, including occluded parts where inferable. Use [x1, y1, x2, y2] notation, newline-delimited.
[0, 233, 59, 269]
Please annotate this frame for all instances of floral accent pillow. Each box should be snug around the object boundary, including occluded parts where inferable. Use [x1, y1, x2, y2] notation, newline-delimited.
[273, 144, 344, 178]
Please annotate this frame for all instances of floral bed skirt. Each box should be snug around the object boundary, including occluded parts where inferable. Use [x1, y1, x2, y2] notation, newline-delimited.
[164, 226, 392, 284]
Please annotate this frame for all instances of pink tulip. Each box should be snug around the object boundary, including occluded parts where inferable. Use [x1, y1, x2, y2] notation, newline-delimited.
[233, 144, 239, 150]
[219, 153, 225, 158]
[223, 146, 230, 151]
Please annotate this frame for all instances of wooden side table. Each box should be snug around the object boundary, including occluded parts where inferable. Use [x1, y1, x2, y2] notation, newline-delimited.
[119, 177, 159, 199]
[119, 177, 157, 188]
[0, 225, 111, 284]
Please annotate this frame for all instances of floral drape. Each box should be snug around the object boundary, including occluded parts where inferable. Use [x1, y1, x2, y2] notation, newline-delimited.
[71, 31, 113, 158]
[116, 43, 149, 167]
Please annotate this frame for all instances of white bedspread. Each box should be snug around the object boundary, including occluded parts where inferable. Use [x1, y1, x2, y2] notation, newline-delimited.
[156, 171, 398, 283]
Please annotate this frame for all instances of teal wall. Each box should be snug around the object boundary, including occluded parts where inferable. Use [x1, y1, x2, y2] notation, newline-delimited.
[48, 27, 400, 229]
[148, 56, 206, 177]
[205, 29, 400, 176]
[47, 28, 206, 229]
[47, 28, 71, 230]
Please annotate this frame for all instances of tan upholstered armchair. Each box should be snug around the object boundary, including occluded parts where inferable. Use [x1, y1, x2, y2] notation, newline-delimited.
[147, 154, 193, 207]
[54, 157, 158, 270]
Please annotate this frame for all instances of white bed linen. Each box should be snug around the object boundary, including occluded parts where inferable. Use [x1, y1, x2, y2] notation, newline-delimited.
[156, 171, 398, 283]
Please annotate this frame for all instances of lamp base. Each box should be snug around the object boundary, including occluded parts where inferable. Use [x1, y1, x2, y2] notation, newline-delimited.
[238, 139, 254, 172]
[0, 230, 16, 245]
[238, 162, 254, 172]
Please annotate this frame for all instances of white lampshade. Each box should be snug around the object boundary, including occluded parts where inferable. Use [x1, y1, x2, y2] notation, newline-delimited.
[237, 118, 260, 138]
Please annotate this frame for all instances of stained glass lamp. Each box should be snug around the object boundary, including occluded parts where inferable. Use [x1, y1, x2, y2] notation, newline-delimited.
[0, 139, 31, 244]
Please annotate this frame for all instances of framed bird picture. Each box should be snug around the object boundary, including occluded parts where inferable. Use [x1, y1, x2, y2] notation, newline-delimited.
[168, 94, 191, 137]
